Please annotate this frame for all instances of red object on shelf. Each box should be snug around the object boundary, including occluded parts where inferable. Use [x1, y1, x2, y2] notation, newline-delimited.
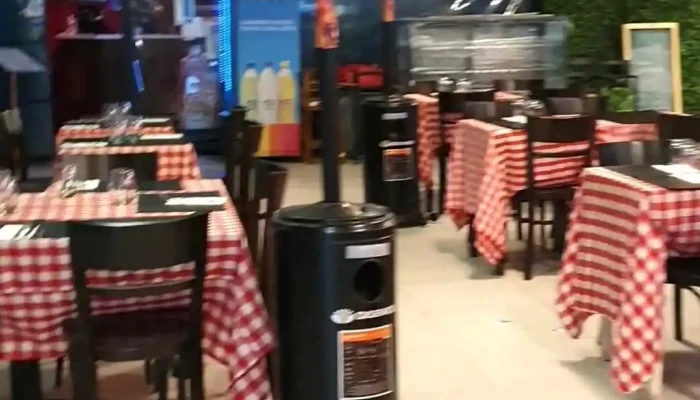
[337, 64, 383, 89]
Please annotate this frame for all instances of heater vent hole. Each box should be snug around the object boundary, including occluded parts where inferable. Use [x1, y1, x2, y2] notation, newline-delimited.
[353, 261, 384, 303]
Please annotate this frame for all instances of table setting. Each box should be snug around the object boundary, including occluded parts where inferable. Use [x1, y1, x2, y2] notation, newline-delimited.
[0, 161, 273, 400]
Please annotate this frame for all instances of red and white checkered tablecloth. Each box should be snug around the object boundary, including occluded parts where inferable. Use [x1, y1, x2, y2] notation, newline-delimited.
[0, 179, 273, 400]
[445, 119, 658, 265]
[404, 94, 440, 187]
[58, 143, 202, 180]
[56, 125, 175, 145]
[556, 167, 700, 394]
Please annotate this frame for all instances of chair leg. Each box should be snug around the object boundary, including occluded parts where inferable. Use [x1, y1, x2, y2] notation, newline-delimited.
[674, 285, 683, 341]
[188, 344, 205, 400]
[467, 222, 478, 258]
[144, 359, 153, 385]
[524, 201, 535, 280]
[539, 201, 547, 250]
[54, 357, 64, 388]
[154, 358, 170, 400]
[516, 201, 523, 241]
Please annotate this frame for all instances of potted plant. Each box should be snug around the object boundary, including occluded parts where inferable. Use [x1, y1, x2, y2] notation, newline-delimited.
[601, 86, 635, 111]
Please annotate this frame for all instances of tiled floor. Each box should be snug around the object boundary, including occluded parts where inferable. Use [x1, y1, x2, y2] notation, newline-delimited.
[3, 160, 700, 399]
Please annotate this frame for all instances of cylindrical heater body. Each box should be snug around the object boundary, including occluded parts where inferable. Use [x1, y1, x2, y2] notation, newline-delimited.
[362, 96, 425, 227]
[271, 203, 397, 400]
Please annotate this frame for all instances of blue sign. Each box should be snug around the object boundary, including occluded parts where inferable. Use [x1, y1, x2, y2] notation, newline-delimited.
[236, 0, 301, 156]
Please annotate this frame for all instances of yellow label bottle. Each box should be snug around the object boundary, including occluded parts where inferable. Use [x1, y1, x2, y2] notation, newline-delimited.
[239, 62, 258, 122]
[276, 61, 296, 124]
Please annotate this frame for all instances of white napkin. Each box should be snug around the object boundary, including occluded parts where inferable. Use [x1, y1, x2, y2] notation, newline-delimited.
[141, 118, 170, 123]
[64, 124, 100, 130]
[673, 173, 700, 184]
[652, 164, 699, 175]
[79, 179, 100, 191]
[61, 141, 108, 148]
[502, 115, 527, 124]
[140, 133, 184, 140]
[165, 197, 226, 206]
[0, 225, 27, 241]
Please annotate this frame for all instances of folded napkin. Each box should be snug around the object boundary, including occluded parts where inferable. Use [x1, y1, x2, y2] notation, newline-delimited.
[61, 141, 108, 148]
[502, 115, 527, 124]
[165, 197, 226, 206]
[141, 118, 170, 123]
[63, 124, 100, 130]
[0, 225, 27, 240]
[78, 179, 100, 191]
[140, 133, 184, 140]
[652, 164, 699, 175]
[673, 173, 700, 184]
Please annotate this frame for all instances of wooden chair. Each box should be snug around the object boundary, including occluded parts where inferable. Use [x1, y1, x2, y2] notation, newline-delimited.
[240, 160, 287, 400]
[597, 140, 666, 166]
[518, 115, 596, 279]
[657, 112, 700, 141]
[464, 89, 496, 102]
[62, 214, 208, 400]
[221, 119, 263, 214]
[464, 102, 496, 120]
[600, 110, 659, 124]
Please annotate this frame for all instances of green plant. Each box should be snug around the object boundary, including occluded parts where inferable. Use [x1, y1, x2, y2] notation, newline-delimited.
[602, 87, 635, 111]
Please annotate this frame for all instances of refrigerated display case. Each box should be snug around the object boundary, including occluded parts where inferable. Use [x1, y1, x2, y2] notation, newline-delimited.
[397, 14, 570, 88]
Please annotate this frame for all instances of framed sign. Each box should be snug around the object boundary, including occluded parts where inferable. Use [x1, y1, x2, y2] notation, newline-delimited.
[621, 22, 683, 113]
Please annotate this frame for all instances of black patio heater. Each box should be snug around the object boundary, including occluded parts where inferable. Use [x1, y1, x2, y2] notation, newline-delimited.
[270, 1, 398, 400]
[362, 0, 425, 228]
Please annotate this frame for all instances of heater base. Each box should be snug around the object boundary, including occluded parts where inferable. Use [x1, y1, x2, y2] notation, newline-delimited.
[396, 212, 427, 228]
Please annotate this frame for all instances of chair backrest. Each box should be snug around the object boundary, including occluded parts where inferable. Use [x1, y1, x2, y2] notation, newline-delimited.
[525, 115, 596, 188]
[68, 213, 209, 346]
[464, 89, 495, 102]
[223, 119, 263, 211]
[658, 112, 700, 141]
[547, 97, 584, 115]
[464, 101, 496, 120]
[243, 160, 288, 274]
[598, 140, 667, 166]
[82, 153, 158, 181]
[600, 110, 659, 124]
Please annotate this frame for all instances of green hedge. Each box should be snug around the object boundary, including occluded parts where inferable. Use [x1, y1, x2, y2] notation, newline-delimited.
[545, 0, 700, 112]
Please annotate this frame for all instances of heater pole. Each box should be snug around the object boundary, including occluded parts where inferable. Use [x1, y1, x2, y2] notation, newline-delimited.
[316, 0, 341, 203]
[382, 0, 396, 95]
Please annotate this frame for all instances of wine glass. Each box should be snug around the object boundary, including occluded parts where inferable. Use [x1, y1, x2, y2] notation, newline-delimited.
[669, 139, 698, 166]
[0, 176, 18, 215]
[108, 168, 137, 205]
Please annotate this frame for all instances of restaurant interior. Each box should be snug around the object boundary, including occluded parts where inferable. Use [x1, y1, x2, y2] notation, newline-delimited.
[2, 0, 700, 399]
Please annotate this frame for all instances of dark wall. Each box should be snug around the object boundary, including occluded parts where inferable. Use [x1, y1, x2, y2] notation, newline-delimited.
[300, 0, 534, 68]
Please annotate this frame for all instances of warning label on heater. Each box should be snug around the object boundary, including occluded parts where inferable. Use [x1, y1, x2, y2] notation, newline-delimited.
[338, 325, 394, 400]
[382, 148, 414, 182]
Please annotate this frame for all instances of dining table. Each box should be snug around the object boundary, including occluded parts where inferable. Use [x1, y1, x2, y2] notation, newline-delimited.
[56, 124, 175, 145]
[555, 166, 700, 398]
[58, 136, 202, 181]
[445, 118, 659, 266]
[0, 179, 273, 400]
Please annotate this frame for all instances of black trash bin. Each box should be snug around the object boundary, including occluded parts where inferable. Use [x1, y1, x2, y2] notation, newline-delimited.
[271, 202, 397, 400]
[362, 95, 425, 227]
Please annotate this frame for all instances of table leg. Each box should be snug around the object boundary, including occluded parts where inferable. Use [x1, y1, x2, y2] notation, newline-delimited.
[597, 316, 612, 361]
[10, 360, 43, 400]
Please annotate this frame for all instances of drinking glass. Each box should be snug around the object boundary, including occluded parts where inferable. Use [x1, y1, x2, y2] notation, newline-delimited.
[0, 176, 18, 215]
[58, 163, 78, 198]
[669, 139, 698, 166]
[108, 168, 137, 205]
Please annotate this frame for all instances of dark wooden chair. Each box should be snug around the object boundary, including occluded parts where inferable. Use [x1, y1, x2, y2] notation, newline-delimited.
[464, 102, 496, 120]
[518, 115, 596, 279]
[598, 140, 667, 166]
[596, 139, 698, 342]
[79, 153, 159, 181]
[61, 214, 208, 400]
[464, 89, 495, 102]
[657, 112, 700, 141]
[221, 116, 263, 213]
[600, 110, 659, 124]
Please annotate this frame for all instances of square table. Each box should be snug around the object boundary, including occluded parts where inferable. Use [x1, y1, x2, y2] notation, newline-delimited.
[445, 118, 659, 265]
[0, 180, 272, 400]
